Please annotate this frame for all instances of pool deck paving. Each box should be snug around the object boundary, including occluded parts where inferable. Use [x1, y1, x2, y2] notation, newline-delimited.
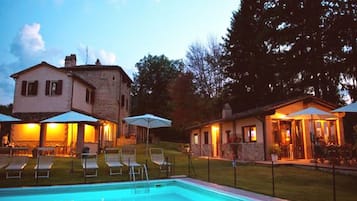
[182, 177, 287, 201]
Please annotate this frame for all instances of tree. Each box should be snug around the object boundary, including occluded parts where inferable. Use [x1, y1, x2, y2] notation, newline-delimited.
[185, 38, 225, 99]
[168, 72, 200, 129]
[185, 38, 225, 120]
[0, 104, 13, 115]
[222, 0, 277, 111]
[132, 54, 181, 118]
[222, 0, 356, 110]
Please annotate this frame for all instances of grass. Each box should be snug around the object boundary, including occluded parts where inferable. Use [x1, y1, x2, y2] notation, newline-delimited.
[1, 142, 357, 201]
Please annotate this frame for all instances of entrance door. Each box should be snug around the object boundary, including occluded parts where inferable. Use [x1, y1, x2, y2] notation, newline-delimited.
[293, 120, 305, 159]
[272, 120, 293, 159]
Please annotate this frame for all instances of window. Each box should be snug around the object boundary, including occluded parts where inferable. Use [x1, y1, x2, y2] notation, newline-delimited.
[45, 80, 62, 96]
[243, 126, 257, 142]
[121, 95, 125, 108]
[193, 134, 199, 144]
[204, 131, 209, 144]
[85, 88, 95, 104]
[21, 80, 38, 96]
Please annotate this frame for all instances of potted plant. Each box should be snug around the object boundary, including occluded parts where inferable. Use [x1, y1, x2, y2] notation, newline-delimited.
[269, 144, 281, 162]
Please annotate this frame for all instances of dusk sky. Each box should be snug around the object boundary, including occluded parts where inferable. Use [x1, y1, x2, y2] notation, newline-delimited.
[0, 0, 239, 105]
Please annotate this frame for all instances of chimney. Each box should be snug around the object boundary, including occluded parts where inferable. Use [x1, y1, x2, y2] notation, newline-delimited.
[65, 54, 77, 67]
[222, 103, 232, 119]
[95, 58, 101, 66]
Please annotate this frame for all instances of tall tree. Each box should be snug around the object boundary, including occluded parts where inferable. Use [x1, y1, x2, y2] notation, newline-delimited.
[185, 38, 225, 120]
[132, 54, 181, 117]
[185, 38, 225, 99]
[168, 72, 200, 129]
[223, 0, 356, 110]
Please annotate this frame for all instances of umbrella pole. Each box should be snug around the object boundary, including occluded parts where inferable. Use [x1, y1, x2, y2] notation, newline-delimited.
[146, 127, 150, 157]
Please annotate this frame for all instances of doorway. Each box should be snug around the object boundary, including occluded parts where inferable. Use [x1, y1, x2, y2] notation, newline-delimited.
[272, 120, 293, 159]
[293, 120, 305, 159]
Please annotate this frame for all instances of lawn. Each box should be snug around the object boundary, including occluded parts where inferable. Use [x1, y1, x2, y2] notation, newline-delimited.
[0, 142, 356, 201]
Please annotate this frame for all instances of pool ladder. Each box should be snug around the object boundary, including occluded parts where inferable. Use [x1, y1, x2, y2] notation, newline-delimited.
[131, 164, 150, 194]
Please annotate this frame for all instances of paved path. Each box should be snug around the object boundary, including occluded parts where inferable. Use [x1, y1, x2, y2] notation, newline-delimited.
[256, 159, 357, 175]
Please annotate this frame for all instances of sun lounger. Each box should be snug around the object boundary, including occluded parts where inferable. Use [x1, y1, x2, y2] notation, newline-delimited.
[104, 148, 123, 175]
[81, 153, 98, 177]
[5, 156, 28, 179]
[150, 148, 171, 173]
[0, 155, 9, 169]
[34, 147, 55, 178]
[121, 146, 142, 180]
[34, 155, 54, 178]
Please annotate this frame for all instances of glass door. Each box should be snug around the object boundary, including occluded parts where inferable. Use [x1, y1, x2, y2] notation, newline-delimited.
[293, 120, 305, 159]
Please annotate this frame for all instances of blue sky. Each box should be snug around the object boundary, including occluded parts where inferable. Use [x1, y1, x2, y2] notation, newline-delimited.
[0, 0, 239, 105]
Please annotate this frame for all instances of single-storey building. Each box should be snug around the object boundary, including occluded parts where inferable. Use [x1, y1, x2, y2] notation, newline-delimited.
[189, 96, 345, 161]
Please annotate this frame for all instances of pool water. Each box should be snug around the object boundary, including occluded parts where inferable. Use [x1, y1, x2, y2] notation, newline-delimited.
[0, 179, 257, 201]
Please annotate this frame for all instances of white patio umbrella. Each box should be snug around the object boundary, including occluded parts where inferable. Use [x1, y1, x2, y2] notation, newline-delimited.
[287, 107, 336, 158]
[0, 113, 21, 122]
[331, 102, 357, 113]
[123, 114, 172, 156]
[40, 111, 98, 123]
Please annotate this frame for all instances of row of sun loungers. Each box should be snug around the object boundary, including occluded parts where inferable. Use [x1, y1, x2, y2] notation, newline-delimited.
[81, 146, 171, 179]
[0, 146, 171, 179]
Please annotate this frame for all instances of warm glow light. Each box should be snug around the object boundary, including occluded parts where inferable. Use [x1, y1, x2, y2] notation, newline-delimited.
[211, 125, 219, 157]
[26, 123, 37, 129]
[48, 123, 58, 129]
[251, 127, 257, 141]
[272, 113, 287, 119]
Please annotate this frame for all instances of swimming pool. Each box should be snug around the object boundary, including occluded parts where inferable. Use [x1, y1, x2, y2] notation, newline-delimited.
[0, 178, 283, 201]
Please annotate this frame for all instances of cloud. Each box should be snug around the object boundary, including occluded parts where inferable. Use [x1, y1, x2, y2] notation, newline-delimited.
[0, 23, 61, 105]
[10, 23, 45, 62]
[78, 44, 117, 65]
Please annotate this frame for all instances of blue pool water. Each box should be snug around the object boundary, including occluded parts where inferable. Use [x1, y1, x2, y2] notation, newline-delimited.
[0, 179, 259, 201]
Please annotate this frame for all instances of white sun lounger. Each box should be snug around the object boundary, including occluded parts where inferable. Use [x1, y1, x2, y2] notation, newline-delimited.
[82, 153, 98, 177]
[104, 148, 123, 176]
[150, 148, 171, 173]
[5, 156, 28, 179]
[34, 147, 55, 179]
[34, 155, 54, 178]
[121, 146, 142, 180]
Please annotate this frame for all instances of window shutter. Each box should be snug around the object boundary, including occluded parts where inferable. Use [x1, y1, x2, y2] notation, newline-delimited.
[21, 81, 27, 96]
[45, 80, 50, 95]
[86, 89, 89, 103]
[90, 91, 95, 104]
[33, 81, 38, 95]
[56, 80, 63, 95]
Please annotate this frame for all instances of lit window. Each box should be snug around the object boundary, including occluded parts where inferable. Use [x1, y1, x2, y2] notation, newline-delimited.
[243, 126, 257, 143]
[193, 134, 199, 144]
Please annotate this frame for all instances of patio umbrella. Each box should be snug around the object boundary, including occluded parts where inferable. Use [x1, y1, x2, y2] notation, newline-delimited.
[40, 111, 98, 123]
[0, 113, 21, 122]
[123, 114, 172, 156]
[287, 107, 336, 158]
[331, 102, 357, 113]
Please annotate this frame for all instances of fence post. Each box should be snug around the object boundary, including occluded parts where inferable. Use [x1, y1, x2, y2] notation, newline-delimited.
[207, 155, 210, 182]
[232, 159, 237, 187]
[188, 153, 191, 177]
[332, 163, 336, 201]
[271, 161, 275, 197]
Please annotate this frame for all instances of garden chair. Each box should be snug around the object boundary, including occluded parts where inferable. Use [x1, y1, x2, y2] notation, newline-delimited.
[5, 156, 28, 179]
[34, 147, 55, 178]
[121, 145, 142, 180]
[104, 148, 123, 175]
[149, 148, 171, 173]
[81, 153, 98, 177]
